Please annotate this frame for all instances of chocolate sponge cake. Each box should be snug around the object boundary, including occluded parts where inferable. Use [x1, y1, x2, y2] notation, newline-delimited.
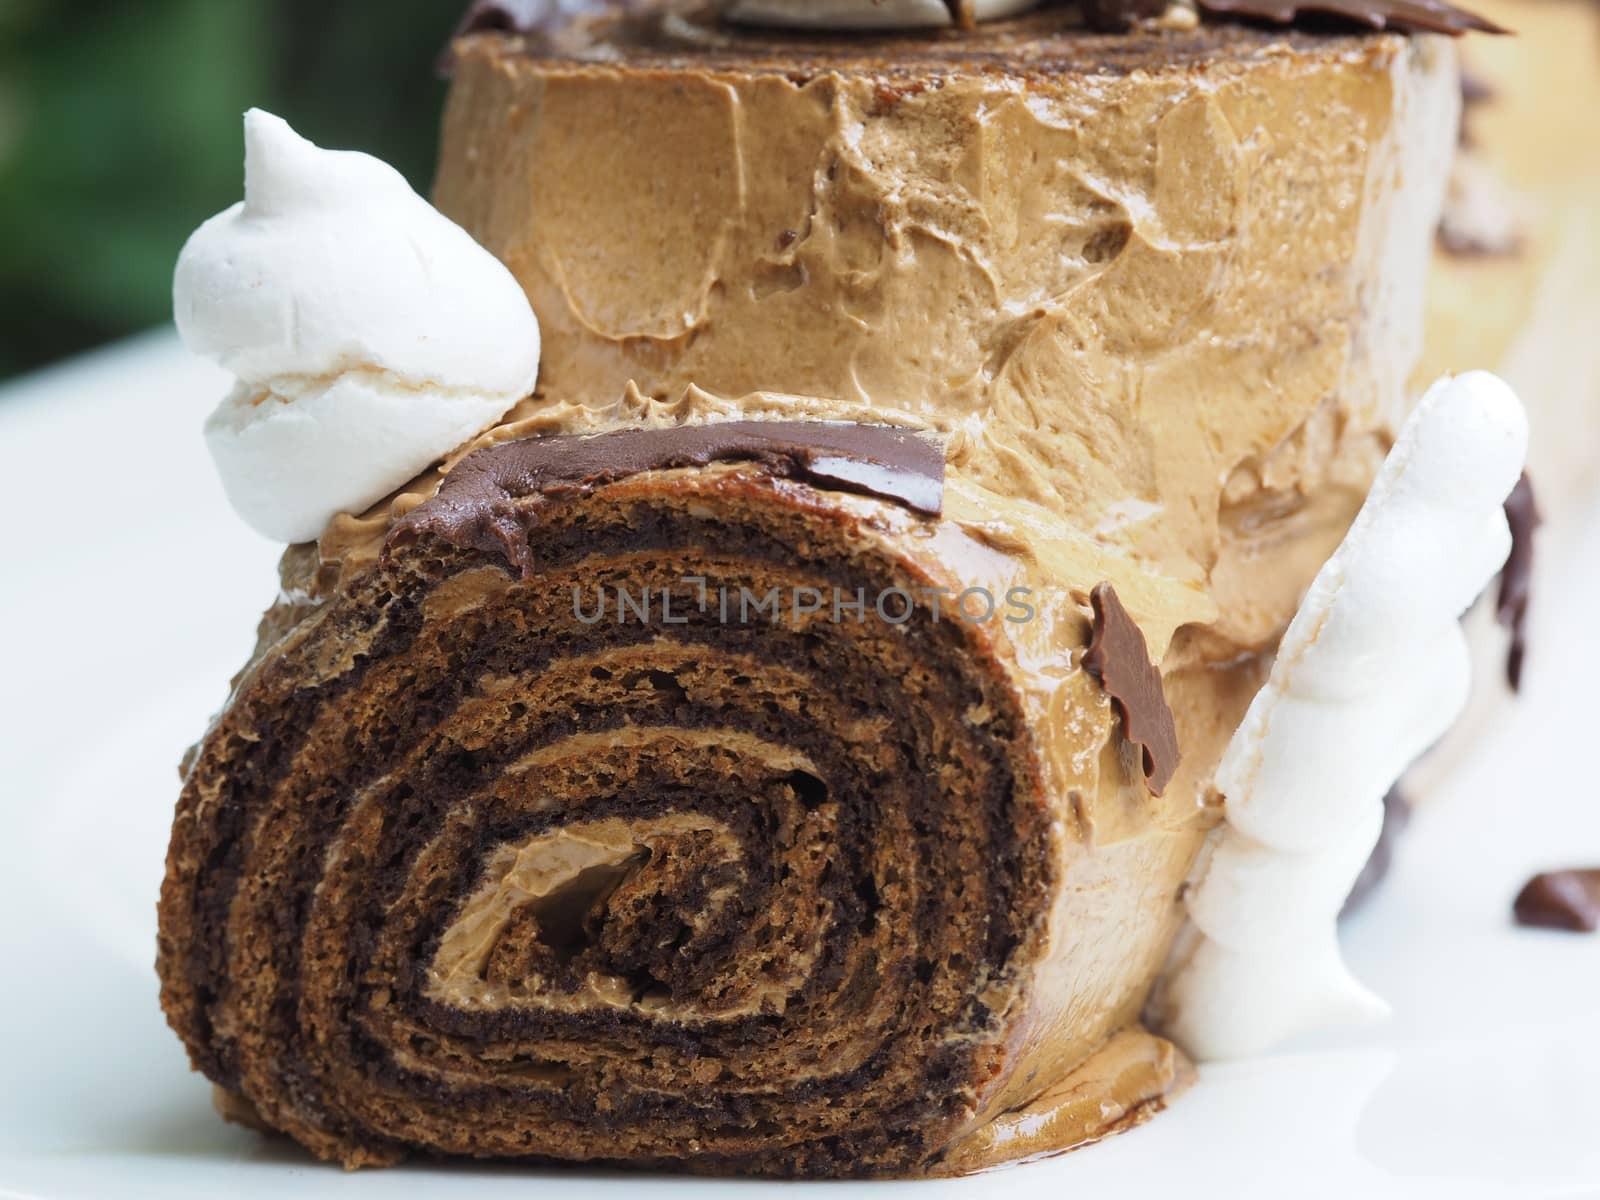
[156, 0, 1521, 1177]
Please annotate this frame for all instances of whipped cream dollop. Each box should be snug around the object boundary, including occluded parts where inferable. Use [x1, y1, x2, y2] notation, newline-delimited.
[174, 109, 540, 543]
[1160, 371, 1528, 1060]
[719, 0, 1041, 29]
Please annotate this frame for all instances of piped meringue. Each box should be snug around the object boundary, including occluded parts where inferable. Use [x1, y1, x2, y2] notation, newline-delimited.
[174, 109, 540, 543]
[1160, 371, 1529, 1061]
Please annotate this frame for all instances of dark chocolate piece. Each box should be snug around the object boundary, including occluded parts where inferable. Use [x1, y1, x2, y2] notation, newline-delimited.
[1513, 869, 1600, 932]
[1194, 0, 1506, 35]
[1497, 473, 1539, 691]
[1081, 582, 1181, 797]
[1341, 787, 1410, 915]
[388, 420, 945, 577]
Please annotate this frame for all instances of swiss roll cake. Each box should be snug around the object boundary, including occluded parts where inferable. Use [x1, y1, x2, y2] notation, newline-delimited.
[158, 0, 1528, 1176]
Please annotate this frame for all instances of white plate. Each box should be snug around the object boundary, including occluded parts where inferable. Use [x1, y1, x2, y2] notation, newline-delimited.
[2, 333, 1598, 1200]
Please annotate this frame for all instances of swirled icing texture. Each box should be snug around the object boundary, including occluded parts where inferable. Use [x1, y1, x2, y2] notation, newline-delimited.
[430, 16, 1458, 660]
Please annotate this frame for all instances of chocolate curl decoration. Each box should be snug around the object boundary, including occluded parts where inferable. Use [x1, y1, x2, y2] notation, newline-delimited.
[1082, 583, 1181, 796]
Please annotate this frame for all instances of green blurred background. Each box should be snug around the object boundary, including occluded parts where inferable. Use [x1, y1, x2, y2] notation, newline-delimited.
[0, 0, 465, 379]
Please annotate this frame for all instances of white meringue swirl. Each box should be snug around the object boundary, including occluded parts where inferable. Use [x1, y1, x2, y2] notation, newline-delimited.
[174, 109, 540, 543]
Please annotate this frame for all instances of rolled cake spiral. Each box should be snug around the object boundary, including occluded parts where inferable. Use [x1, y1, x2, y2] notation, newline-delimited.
[158, 425, 1194, 1174]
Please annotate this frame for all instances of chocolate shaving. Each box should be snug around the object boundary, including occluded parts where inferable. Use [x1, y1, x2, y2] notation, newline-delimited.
[387, 420, 945, 578]
[1460, 66, 1495, 106]
[1192, 0, 1506, 35]
[1341, 787, 1410, 915]
[1513, 869, 1600, 932]
[1081, 582, 1181, 796]
[1497, 473, 1539, 691]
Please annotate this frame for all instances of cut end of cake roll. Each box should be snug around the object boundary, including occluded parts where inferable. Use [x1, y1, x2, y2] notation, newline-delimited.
[157, 433, 1213, 1173]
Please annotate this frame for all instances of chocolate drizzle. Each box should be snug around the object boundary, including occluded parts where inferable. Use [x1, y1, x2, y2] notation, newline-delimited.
[1513, 869, 1600, 932]
[388, 420, 945, 577]
[1081, 583, 1181, 796]
[1497, 473, 1540, 691]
